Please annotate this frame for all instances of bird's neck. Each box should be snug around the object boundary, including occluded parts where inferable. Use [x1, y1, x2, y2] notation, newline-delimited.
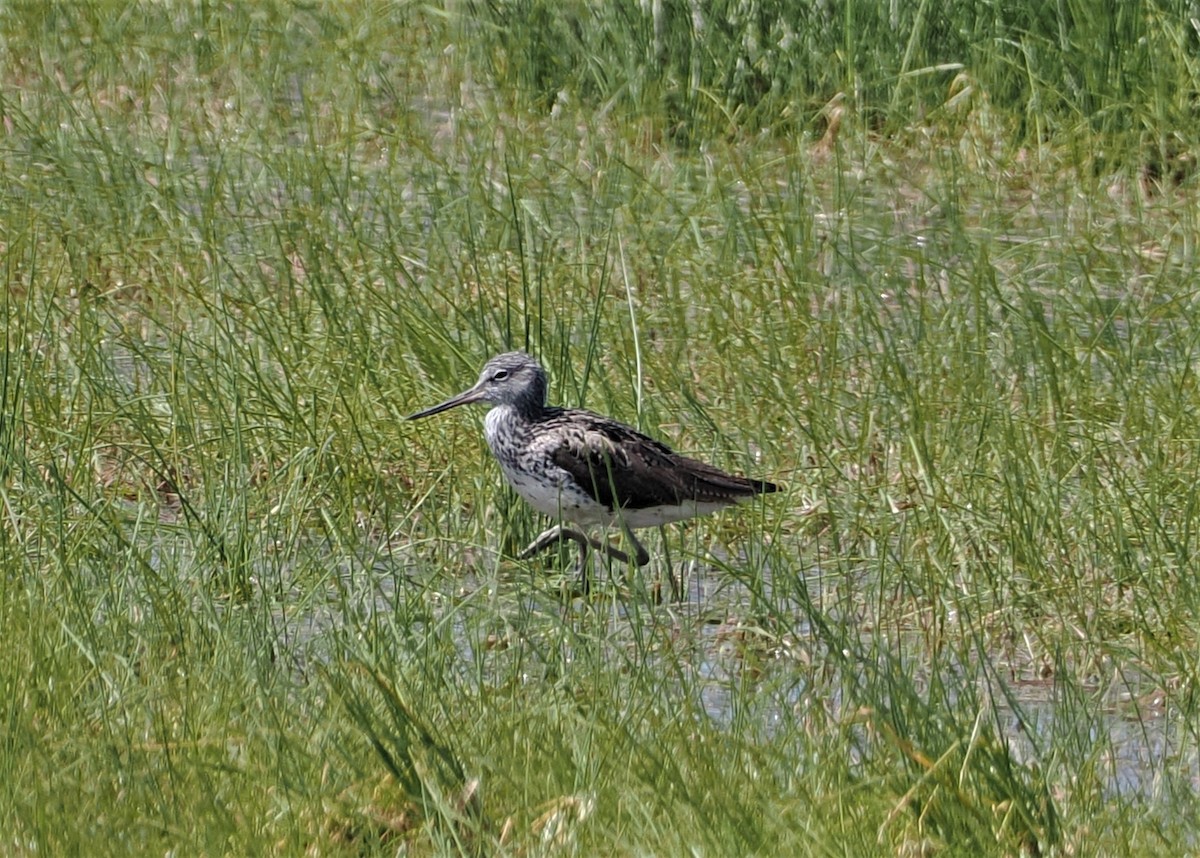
[483, 403, 533, 452]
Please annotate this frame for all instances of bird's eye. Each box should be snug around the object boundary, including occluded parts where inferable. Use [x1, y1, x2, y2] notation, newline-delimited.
[492, 369, 509, 382]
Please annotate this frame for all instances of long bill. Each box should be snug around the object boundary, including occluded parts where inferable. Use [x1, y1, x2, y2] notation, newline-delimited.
[405, 384, 486, 420]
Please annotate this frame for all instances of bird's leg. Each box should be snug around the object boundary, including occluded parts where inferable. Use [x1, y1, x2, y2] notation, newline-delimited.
[519, 525, 638, 566]
[519, 525, 587, 593]
[575, 539, 591, 595]
[658, 525, 681, 602]
[617, 519, 651, 567]
[519, 524, 646, 594]
[518, 524, 576, 561]
[613, 518, 658, 600]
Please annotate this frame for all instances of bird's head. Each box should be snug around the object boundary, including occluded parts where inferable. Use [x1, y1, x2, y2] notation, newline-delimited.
[406, 351, 548, 420]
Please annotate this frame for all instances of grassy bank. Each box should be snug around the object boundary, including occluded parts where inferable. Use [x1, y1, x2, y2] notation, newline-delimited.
[2, 1, 1199, 854]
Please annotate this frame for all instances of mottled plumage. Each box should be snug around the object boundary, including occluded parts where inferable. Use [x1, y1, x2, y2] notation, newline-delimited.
[407, 351, 777, 570]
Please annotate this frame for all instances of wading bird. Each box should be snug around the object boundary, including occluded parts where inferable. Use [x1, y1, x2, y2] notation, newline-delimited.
[407, 351, 777, 583]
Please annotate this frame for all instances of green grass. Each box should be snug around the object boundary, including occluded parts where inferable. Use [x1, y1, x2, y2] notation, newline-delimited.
[3, 1, 1200, 854]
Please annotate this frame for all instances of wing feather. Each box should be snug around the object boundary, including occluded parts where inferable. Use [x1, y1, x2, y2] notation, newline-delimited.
[545, 409, 776, 512]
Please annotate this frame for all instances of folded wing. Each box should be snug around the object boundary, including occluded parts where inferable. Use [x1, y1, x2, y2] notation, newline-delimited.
[548, 412, 777, 513]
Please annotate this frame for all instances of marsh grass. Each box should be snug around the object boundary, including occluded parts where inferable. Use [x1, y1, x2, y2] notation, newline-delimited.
[3, 0, 1200, 854]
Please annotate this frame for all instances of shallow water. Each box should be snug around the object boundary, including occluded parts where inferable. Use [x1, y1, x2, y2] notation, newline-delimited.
[243, 534, 1197, 810]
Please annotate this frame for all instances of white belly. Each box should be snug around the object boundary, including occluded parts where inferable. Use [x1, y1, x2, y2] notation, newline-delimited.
[498, 456, 614, 525]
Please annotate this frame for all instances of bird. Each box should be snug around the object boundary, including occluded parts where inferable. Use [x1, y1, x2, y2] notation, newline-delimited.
[406, 351, 778, 584]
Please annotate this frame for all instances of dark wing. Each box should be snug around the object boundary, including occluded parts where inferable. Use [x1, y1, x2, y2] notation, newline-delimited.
[547, 410, 777, 512]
